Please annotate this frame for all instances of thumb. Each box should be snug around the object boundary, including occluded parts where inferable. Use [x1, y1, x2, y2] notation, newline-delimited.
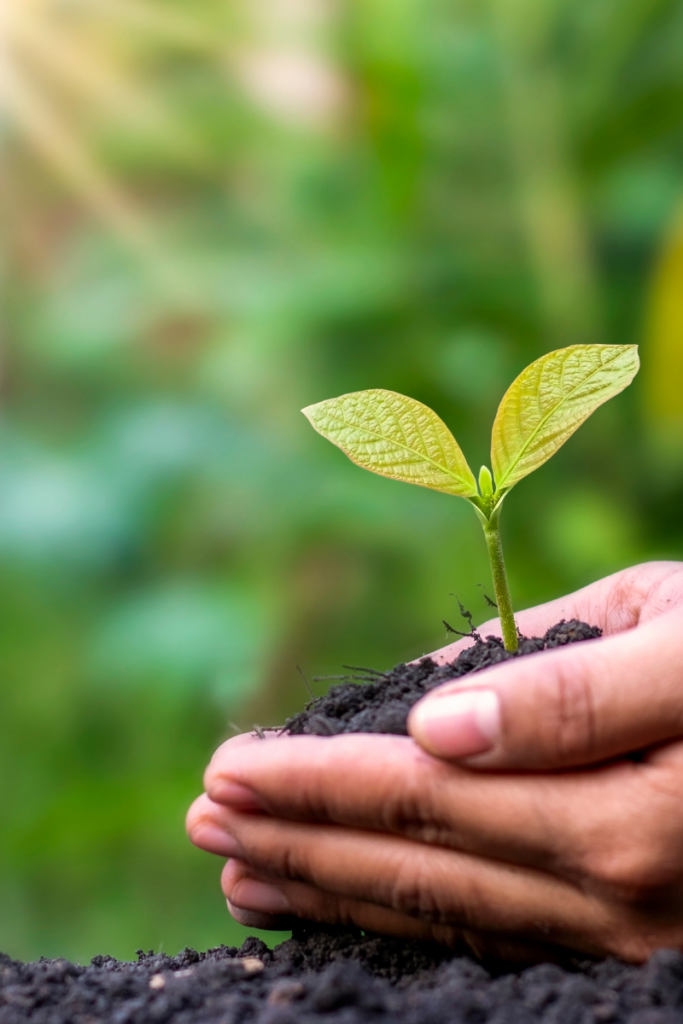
[407, 609, 683, 770]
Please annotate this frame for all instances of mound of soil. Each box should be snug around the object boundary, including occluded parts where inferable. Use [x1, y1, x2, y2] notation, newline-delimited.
[11, 618, 677, 1024]
[285, 619, 602, 737]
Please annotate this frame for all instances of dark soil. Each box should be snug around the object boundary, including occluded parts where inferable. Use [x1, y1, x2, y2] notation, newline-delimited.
[4, 928, 683, 1023]
[285, 619, 602, 737]
[10, 618, 680, 1024]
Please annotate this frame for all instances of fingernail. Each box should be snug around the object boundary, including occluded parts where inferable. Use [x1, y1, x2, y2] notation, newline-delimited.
[231, 880, 293, 916]
[209, 781, 264, 812]
[409, 688, 500, 759]
[194, 825, 245, 859]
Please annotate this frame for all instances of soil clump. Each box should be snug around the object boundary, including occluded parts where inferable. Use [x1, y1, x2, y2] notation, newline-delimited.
[285, 619, 601, 737]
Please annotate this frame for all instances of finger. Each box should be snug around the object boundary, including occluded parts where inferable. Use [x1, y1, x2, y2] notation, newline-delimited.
[223, 860, 300, 931]
[428, 561, 683, 665]
[222, 860, 566, 966]
[202, 732, 279, 807]
[203, 733, 579, 868]
[209, 806, 626, 958]
[409, 603, 683, 769]
[200, 732, 661, 878]
[196, 733, 683, 898]
[187, 792, 264, 855]
[222, 859, 458, 944]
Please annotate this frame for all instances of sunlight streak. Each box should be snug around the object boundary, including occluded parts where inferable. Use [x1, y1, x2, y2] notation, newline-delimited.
[1, 58, 150, 249]
[82, 0, 220, 49]
[11, 16, 199, 162]
[0, 0, 213, 289]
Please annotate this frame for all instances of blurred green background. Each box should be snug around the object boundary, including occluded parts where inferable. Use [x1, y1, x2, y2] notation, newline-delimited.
[2, 0, 683, 964]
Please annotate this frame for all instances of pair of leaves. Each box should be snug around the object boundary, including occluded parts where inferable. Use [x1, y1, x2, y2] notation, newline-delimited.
[302, 344, 640, 511]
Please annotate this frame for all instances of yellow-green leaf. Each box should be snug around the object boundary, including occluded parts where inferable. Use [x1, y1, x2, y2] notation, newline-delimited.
[302, 389, 478, 498]
[491, 344, 640, 492]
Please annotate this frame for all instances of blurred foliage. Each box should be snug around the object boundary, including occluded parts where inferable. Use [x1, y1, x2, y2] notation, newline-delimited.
[1, 0, 683, 963]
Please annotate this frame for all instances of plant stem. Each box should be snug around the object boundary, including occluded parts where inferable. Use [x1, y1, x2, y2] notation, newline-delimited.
[482, 515, 518, 652]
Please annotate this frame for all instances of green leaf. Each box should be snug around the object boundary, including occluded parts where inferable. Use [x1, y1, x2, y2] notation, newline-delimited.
[491, 344, 640, 492]
[302, 389, 478, 498]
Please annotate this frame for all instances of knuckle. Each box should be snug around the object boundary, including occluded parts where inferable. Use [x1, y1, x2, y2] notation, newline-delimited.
[390, 857, 437, 920]
[602, 922, 670, 964]
[389, 854, 458, 925]
[332, 897, 366, 930]
[379, 784, 423, 835]
[604, 572, 648, 630]
[538, 658, 597, 763]
[384, 774, 446, 844]
[585, 837, 672, 901]
[278, 843, 310, 885]
[578, 781, 683, 902]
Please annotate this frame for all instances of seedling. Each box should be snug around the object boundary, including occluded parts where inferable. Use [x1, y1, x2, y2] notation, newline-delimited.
[302, 344, 639, 653]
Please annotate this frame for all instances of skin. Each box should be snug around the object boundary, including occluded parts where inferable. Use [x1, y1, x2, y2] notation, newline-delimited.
[187, 561, 683, 964]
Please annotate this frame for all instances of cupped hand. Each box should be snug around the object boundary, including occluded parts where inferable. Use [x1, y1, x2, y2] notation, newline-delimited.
[187, 561, 683, 962]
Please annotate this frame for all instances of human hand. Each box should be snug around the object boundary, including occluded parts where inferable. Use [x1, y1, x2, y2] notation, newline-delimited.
[187, 561, 683, 962]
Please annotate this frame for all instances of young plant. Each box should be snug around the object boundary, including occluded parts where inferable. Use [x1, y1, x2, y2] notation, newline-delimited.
[302, 344, 639, 653]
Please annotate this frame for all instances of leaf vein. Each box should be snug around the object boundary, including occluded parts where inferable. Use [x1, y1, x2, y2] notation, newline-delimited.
[334, 407, 473, 491]
[496, 349, 624, 489]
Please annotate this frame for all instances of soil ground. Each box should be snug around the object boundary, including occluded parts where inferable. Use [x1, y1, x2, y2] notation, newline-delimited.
[3, 926, 683, 1023]
[7, 620, 683, 1023]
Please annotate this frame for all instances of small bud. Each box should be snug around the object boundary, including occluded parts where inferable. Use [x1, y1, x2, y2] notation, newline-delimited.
[478, 465, 494, 500]
[149, 974, 166, 990]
